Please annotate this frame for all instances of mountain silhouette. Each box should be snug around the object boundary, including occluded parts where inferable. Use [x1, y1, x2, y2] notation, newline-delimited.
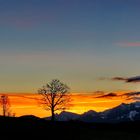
[45, 102, 140, 123]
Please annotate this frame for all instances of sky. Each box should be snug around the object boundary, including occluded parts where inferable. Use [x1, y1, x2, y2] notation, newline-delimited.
[1, 91, 138, 117]
[0, 0, 140, 93]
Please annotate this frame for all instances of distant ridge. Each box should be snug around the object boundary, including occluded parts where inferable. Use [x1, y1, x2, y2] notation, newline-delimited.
[45, 102, 140, 123]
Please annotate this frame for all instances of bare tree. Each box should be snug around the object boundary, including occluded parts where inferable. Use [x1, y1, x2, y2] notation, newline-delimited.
[38, 79, 70, 121]
[0, 95, 11, 117]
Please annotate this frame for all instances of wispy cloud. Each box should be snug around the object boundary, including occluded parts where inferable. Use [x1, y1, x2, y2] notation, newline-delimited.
[112, 77, 127, 81]
[118, 42, 140, 47]
[123, 92, 140, 97]
[126, 97, 140, 101]
[99, 76, 140, 83]
[95, 93, 117, 98]
[95, 91, 140, 103]
[112, 76, 140, 83]
[123, 92, 140, 101]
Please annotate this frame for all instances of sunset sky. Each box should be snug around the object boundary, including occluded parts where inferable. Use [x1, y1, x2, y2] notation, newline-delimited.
[0, 0, 140, 117]
[1, 91, 139, 117]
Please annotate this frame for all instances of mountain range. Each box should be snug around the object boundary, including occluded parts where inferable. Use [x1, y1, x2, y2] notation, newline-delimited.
[45, 102, 140, 123]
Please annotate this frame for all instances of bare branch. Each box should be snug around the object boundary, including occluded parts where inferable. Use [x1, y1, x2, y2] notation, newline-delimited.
[38, 79, 71, 121]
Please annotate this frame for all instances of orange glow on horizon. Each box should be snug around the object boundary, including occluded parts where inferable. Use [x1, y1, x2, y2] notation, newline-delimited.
[0, 91, 138, 117]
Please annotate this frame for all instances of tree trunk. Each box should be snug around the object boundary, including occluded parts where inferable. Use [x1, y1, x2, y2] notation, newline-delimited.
[3, 104, 6, 117]
[51, 108, 55, 122]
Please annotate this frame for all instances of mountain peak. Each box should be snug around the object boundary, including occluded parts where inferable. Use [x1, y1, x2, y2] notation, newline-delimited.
[45, 101, 140, 122]
[59, 111, 78, 116]
[82, 110, 97, 115]
[120, 103, 127, 105]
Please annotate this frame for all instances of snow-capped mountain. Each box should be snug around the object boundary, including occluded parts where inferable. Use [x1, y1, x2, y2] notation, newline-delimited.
[45, 102, 140, 122]
[100, 102, 140, 122]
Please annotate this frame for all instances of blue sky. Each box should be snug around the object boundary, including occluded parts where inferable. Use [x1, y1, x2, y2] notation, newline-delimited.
[0, 0, 140, 93]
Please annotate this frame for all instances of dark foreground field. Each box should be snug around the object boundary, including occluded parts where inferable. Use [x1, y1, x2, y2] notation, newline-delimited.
[0, 116, 140, 140]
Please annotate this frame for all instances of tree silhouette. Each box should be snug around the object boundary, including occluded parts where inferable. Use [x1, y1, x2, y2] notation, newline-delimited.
[38, 79, 70, 121]
[0, 95, 11, 117]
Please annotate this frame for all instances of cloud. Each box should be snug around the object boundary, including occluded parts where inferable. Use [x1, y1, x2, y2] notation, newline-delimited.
[112, 76, 140, 83]
[126, 76, 140, 83]
[112, 77, 127, 81]
[119, 91, 140, 101]
[126, 97, 140, 101]
[95, 90, 140, 102]
[96, 93, 117, 98]
[123, 92, 140, 97]
[118, 42, 140, 47]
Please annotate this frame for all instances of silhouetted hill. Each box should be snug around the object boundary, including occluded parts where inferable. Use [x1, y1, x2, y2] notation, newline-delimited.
[19, 115, 40, 120]
[0, 116, 140, 140]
